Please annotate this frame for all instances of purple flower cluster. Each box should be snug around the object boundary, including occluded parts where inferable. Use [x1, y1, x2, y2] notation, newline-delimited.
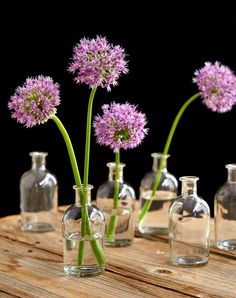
[93, 102, 148, 151]
[193, 61, 236, 112]
[8, 76, 60, 127]
[68, 36, 128, 91]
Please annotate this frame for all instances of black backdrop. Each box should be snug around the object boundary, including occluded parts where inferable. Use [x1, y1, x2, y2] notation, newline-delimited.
[1, 2, 236, 217]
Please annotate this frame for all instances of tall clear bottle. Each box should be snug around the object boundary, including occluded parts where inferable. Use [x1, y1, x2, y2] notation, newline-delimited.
[62, 184, 105, 277]
[215, 164, 236, 251]
[139, 153, 178, 234]
[96, 162, 136, 247]
[169, 176, 210, 266]
[20, 152, 58, 232]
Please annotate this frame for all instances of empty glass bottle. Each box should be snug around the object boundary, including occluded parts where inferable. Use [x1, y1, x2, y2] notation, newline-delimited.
[139, 153, 178, 234]
[20, 152, 58, 232]
[169, 176, 210, 266]
[215, 164, 236, 251]
[62, 184, 105, 277]
[96, 162, 136, 247]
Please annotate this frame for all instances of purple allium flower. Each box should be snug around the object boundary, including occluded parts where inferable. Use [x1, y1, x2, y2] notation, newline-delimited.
[8, 75, 60, 127]
[193, 61, 236, 112]
[93, 102, 148, 151]
[68, 36, 128, 91]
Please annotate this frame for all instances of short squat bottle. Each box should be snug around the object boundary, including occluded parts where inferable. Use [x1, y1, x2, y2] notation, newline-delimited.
[62, 184, 105, 277]
[96, 162, 136, 247]
[169, 176, 210, 266]
[215, 164, 236, 251]
[20, 152, 58, 232]
[139, 153, 178, 234]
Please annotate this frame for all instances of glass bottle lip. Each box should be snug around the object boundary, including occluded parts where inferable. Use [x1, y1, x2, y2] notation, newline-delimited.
[106, 162, 126, 168]
[73, 184, 94, 191]
[180, 176, 199, 182]
[30, 151, 48, 157]
[151, 152, 170, 159]
[226, 164, 236, 170]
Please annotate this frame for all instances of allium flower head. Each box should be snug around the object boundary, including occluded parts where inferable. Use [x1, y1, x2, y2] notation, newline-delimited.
[193, 61, 236, 112]
[8, 75, 60, 127]
[68, 36, 128, 91]
[93, 102, 148, 151]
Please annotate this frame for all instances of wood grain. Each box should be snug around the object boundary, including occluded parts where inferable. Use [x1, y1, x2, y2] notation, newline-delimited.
[0, 206, 236, 297]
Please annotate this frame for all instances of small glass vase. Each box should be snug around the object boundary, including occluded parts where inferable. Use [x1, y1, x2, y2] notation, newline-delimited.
[96, 162, 136, 247]
[169, 176, 210, 266]
[20, 152, 58, 232]
[215, 164, 236, 251]
[139, 153, 178, 234]
[62, 184, 105, 277]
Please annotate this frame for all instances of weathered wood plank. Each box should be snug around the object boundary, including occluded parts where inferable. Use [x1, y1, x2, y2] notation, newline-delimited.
[1, 208, 236, 297]
[0, 237, 187, 297]
[106, 237, 236, 297]
[108, 238, 236, 297]
[0, 291, 19, 298]
[3, 207, 236, 259]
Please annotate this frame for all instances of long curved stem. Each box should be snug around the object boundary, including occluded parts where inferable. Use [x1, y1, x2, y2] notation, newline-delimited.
[52, 115, 82, 187]
[83, 87, 97, 187]
[162, 93, 200, 157]
[82, 86, 105, 264]
[52, 114, 104, 265]
[138, 93, 200, 223]
[52, 116, 85, 265]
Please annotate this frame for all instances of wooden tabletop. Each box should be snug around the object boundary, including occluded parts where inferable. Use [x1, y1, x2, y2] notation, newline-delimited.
[1, 205, 236, 298]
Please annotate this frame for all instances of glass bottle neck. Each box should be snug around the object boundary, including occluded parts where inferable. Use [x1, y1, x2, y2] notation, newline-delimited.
[74, 185, 92, 205]
[226, 164, 236, 183]
[107, 162, 125, 182]
[180, 176, 199, 196]
[30, 152, 47, 170]
[151, 153, 168, 172]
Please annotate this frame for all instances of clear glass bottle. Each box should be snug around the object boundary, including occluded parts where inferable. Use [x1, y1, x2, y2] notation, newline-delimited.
[169, 176, 210, 266]
[62, 184, 105, 277]
[20, 152, 58, 232]
[96, 162, 136, 247]
[215, 164, 236, 251]
[139, 153, 178, 234]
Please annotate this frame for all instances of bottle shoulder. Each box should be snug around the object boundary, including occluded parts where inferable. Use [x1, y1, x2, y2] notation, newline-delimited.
[96, 179, 135, 198]
[170, 195, 210, 216]
[215, 183, 236, 201]
[62, 203, 105, 223]
[20, 168, 57, 187]
[140, 170, 178, 190]
[165, 172, 178, 185]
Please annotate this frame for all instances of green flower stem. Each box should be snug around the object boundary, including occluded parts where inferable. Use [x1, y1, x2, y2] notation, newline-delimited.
[82, 86, 105, 265]
[52, 115, 105, 266]
[79, 198, 105, 266]
[78, 202, 86, 266]
[52, 115, 82, 187]
[83, 87, 97, 187]
[86, 219, 105, 265]
[106, 149, 120, 239]
[52, 116, 85, 265]
[138, 92, 200, 223]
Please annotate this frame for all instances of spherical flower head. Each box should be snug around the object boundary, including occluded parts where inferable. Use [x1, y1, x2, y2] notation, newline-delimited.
[68, 36, 128, 91]
[93, 102, 148, 151]
[193, 61, 236, 112]
[8, 75, 60, 127]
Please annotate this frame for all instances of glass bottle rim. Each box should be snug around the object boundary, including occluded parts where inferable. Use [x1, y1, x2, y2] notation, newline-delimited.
[106, 162, 126, 168]
[179, 176, 199, 182]
[151, 152, 170, 159]
[30, 151, 48, 157]
[73, 184, 94, 191]
[226, 164, 236, 170]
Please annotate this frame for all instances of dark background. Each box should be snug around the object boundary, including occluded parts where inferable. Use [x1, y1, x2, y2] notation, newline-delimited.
[1, 2, 236, 217]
